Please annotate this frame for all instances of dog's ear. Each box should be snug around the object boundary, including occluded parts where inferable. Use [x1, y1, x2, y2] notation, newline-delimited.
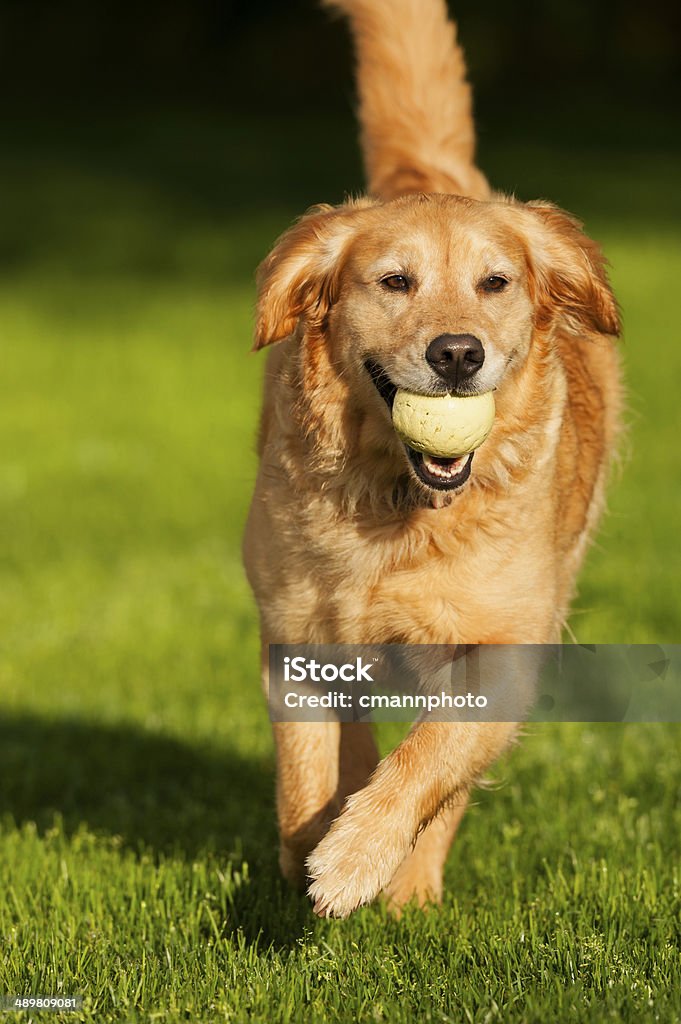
[253, 203, 361, 350]
[523, 201, 621, 337]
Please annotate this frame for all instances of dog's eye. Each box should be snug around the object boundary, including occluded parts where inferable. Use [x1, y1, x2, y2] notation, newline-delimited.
[380, 274, 410, 291]
[479, 275, 510, 293]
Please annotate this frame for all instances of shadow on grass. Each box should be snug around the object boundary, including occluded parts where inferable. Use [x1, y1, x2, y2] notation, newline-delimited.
[0, 713, 316, 948]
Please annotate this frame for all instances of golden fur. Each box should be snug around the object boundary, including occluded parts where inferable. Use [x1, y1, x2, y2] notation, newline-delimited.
[243, 0, 622, 918]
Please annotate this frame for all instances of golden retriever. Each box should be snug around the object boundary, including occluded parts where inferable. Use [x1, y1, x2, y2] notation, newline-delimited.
[243, 0, 622, 918]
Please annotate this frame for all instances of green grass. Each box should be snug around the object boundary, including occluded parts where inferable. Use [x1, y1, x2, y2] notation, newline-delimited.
[0, 110, 680, 1022]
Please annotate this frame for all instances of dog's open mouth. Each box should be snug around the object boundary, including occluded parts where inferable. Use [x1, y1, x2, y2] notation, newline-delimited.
[405, 447, 473, 491]
[365, 359, 473, 492]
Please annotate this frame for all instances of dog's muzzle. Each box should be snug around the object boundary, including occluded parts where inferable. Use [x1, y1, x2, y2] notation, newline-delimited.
[365, 359, 474, 493]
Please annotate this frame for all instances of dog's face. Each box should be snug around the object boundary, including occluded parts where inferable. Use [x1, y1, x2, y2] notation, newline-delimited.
[255, 194, 619, 496]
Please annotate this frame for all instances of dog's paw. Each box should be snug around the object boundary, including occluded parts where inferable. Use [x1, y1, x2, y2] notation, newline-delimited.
[305, 796, 411, 918]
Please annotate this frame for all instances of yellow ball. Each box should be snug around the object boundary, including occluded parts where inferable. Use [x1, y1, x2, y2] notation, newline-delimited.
[392, 390, 496, 458]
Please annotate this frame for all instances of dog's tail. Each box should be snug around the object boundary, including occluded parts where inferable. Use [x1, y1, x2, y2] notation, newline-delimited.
[323, 0, 490, 200]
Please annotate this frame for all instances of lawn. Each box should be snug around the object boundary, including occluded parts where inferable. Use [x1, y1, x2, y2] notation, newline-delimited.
[0, 109, 680, 1022]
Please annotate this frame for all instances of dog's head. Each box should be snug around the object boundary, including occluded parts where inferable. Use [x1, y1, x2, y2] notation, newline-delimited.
[254, 194, 619, 499]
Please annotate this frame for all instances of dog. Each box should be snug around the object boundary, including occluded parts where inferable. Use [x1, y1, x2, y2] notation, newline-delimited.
[243, 0, 622, 918]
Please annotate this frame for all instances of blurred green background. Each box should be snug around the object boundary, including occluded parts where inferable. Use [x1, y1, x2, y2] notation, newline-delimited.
[1, 1, 680, 1021]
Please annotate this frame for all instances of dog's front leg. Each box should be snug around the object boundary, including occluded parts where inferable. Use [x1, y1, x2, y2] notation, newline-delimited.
[273, 720, 343, 887]
[381, 796, 470, 913]
[273, 719, 380, 888]
[306, 643, 543, 916]
[259, 636, 341, 886]
[306, 718, 517, 917]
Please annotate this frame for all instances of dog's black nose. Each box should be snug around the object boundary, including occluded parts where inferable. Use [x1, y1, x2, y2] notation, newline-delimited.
[426, 334, 485, 386]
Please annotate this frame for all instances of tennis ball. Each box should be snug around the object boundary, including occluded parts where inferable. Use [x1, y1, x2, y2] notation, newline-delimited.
[392, 390, 496, 458]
